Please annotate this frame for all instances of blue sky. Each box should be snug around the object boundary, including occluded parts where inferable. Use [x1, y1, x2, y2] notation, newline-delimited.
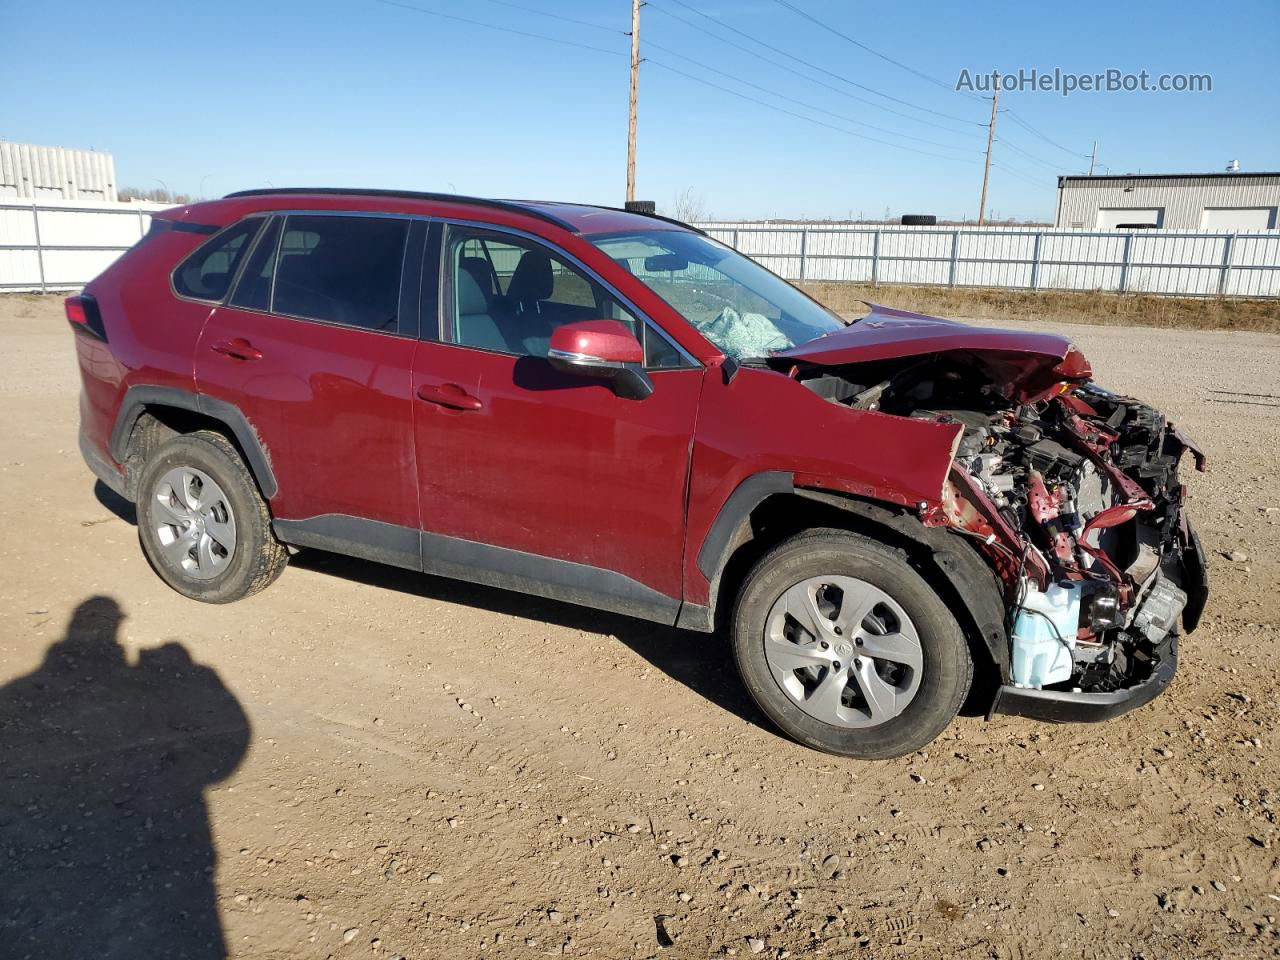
[2, 0, 1276, 220]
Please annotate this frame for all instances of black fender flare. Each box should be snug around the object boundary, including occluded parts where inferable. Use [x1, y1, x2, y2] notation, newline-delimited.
[793, 489, 1011, 679]
[109, 385, 278, 499]
[691, 472, 1010, 679]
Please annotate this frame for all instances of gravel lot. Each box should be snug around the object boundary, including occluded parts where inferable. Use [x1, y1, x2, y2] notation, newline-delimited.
[1, 293, 1277, 959]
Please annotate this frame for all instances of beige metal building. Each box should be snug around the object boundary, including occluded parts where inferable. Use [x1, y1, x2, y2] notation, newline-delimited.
[1055, 172, 1280, 231]
[0, 141, 117, 201]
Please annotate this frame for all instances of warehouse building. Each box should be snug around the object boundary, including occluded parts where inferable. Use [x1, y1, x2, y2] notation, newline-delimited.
[1055, 171, 1280, 231]
[0, 141, 117, 201]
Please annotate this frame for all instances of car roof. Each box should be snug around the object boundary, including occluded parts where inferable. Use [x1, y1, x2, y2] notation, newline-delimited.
[207, 188, 702, 237]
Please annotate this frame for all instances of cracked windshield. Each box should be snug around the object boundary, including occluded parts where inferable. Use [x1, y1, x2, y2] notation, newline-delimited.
[591, 230, 845, 360]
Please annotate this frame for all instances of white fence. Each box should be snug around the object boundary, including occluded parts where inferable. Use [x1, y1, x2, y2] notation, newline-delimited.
[3, 202, 1279, 299]
[696, 221, 1280, 298]
[0, 199, 170, 292]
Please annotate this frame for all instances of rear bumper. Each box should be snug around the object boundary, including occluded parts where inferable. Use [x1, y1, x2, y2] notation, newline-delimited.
[990, 637, 1177, 723]
[79, 431, 129, 500]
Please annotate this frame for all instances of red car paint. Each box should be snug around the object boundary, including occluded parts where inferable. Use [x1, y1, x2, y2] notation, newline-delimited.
[72, 191, 995, 612]
[779, 303, 1093, 404]
[548, 318, 645, 364]
[69, 190, 1203, 657]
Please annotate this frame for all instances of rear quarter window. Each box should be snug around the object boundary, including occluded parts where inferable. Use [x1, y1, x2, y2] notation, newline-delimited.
[173, 218, 263, 301]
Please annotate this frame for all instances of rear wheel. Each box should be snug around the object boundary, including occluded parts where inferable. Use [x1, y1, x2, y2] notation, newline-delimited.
[732, 529, 972, 759]
[136, 431, 288, 603]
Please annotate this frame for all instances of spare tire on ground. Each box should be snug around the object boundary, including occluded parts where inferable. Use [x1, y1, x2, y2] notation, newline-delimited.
[901, 214, 937, 225]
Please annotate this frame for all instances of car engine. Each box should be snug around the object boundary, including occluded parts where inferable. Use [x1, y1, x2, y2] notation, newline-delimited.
[795, 355, 1208, 696]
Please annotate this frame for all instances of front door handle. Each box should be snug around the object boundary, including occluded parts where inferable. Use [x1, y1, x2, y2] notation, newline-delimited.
[210, 338, 263, 362]
[416, 382, 482, 411]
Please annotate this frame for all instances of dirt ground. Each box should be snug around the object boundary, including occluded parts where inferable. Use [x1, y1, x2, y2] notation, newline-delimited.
[1, 292, 1277, 960]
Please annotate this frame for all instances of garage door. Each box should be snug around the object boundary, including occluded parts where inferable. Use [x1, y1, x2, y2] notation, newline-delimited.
[1096, 207, 1164, 229]
[1200, 207, 1277, 230]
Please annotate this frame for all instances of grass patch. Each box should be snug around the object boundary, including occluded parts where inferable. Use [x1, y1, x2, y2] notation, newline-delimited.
[799, 282, 1280, 333]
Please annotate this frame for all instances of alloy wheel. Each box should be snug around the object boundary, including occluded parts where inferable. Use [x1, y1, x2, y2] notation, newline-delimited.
[151, 466, 237, 580]
[764, 575, 923, 727]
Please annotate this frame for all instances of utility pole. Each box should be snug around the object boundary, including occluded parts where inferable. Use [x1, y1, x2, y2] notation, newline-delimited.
[626, 0, 642, 204]
[977, 70, 999, 226]
[1088, 140, 1097, 176]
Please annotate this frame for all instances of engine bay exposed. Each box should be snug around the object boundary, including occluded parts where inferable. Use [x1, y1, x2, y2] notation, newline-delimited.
[788, 349, 1209, 697]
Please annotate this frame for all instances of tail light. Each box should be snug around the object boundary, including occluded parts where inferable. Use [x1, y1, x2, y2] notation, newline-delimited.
[65, 294, 106, 341]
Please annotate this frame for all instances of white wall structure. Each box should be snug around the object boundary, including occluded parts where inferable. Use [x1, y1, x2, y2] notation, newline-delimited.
[697, 222, 1280, 298]
[0, 199, 171, 291]
[1055, 172, 1280, 231]
[0, 142, 118, 201]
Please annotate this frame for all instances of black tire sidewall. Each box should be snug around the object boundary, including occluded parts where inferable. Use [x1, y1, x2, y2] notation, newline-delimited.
[733, 530, 972, 759]
[136, 434, 273, 603]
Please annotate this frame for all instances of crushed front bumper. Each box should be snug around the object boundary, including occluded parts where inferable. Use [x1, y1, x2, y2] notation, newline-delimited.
[989, 637, 1177, 723]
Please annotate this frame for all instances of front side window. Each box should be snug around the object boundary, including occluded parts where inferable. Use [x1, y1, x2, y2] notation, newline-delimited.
[173, 217, 262, 301]
[445, 227, 687, 368]
[591, 230, 844, 361]
[271, 215, 409, 332]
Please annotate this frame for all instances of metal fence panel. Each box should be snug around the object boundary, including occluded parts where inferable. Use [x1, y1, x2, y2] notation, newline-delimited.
[697, 221, 1280, 299]
[0, 199, 163, 291]
[3, 204, 1279, 298]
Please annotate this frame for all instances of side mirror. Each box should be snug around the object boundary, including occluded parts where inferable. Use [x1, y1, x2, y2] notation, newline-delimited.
[548, 319, 653, 400]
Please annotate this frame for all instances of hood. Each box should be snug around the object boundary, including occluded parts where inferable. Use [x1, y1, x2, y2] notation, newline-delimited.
[777, 303, 1091, 401]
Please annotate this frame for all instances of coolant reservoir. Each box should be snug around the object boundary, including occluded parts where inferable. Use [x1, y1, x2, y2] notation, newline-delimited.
[1011, 582, 1081, 688]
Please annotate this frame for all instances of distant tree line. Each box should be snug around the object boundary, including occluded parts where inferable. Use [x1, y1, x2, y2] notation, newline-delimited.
[119, 187, 198, 204]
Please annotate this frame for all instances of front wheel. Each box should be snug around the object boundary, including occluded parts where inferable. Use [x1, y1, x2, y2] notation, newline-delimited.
[732, 529, 973, 759]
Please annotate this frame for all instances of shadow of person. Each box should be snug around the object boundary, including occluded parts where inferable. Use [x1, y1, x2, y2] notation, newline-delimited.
[0, 596, 249, 959]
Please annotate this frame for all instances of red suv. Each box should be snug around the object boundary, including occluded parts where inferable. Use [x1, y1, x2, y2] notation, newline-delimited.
[69, 188, 1208, 758]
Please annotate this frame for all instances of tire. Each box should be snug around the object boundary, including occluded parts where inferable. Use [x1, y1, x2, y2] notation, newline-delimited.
[136, 430, 288, 603]
[900, 214, 937, 226]
[732, 528, 972, 759]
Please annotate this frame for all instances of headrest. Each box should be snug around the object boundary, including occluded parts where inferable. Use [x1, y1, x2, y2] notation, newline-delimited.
[459, 256, 495, 295]
[507, 250, 554, 302]
[455, 268, 489, 316]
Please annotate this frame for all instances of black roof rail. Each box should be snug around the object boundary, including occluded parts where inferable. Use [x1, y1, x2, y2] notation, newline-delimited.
[529, 199, 707, 236]
[222, 187, 579, 232]
[592, 205, 708, 235]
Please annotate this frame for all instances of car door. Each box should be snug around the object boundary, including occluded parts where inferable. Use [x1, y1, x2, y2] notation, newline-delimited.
[410, 223, 703, 621]
[194, 213, 426, 562]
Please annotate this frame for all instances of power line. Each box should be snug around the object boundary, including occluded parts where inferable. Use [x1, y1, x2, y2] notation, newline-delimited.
[371, 0, 625, 57]
[997, 136, 1069, 171]
[770, 0, 982, 99]
[653, 0, 983, 128]
[649, 2, 978, 137]
[991, 162, 1049, 188]
[644, 39, 977, 154]
[1004, 110, 1090, 158]
[646, 59, 983, 163]
[372, 0, 989, 176]
[471, 0, 624, 35]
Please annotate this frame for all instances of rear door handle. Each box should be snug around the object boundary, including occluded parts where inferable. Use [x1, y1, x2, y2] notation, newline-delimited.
[416, 382, 482, 411]
[210, 338, 263, 362]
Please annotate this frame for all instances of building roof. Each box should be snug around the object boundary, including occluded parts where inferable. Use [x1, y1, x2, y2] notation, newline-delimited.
[1058, 172, 1280, 186]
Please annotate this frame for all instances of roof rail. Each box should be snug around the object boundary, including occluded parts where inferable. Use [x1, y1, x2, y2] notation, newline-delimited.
[594, 205, 708, 236]
[530, 199, 707, 236]
[222, 187, 580, 232]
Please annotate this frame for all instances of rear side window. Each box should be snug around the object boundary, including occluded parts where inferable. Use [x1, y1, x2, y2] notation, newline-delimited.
[173, 218, 263, 301]
[272, 215, 409, 332]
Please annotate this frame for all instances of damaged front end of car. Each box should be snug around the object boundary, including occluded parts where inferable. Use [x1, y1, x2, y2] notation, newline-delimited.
[775, 304, 1210, 722]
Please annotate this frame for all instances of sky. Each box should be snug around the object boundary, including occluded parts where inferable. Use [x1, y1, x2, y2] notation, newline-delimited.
[2, 0, 1277, 221]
